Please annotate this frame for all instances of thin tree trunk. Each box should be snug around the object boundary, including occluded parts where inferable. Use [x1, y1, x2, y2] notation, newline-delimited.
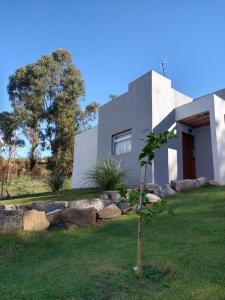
[29, 127, 39, 171]
[5, 149, 12, 197]
[29, 151, 37, 171]
[138, 165, 146, 209]
[137, 216, 142, 279]
[0, 176, 4, 197]
[137, 165, 147, 278]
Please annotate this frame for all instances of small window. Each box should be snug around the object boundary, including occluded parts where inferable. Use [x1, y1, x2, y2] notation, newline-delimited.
[113, 131, 132, 155]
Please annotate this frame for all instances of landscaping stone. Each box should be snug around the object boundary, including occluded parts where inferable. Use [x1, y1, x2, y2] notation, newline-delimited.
[0, 209, 23, 232]
[160, 184, 176, 197]
[46, 209, 63, 226]
[208, 180, 220, 186]
[23, 209, 50, 231]
[97, 203, 121, 219]
[171, 179, 195, 191]
[19, 204, 32, 211]
[194, 177, 208, 187]
[145, 193, 161, 203]
[145, 183, 162, 196]
[31, 201, 68, 213]
[3, 204, 17, 211]
[61, 208, 97, 229]
[115, 199, 132, 214]
[69, 198, 111, 212]
[101, 191, 120, 201]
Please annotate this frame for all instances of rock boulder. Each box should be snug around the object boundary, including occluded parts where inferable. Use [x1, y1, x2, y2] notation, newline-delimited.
[161, 184, 176, 197]
[98, 204, 121, 219]
[61, 208, 97, 229]
[208, 180, 220, 186]
[145, 193, 161, 203]
[31, 201, 68, 213]
[23, 210, 50, 231]
[115, 199, 132, 214]
[171, 179, 195, 192]
[145, 183, 162, 197]
[1, 204, 17, 211]
[69, 198, 111, 212]
[0, 209, 23, 232]
[46, 209, 63, 226]
[194, 177, 208, 187]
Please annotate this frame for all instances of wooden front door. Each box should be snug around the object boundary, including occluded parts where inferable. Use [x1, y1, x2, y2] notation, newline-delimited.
[182, 133, 196, 179]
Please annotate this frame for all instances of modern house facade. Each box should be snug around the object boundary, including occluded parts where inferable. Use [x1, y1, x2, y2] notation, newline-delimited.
[72, 71, 225, 188]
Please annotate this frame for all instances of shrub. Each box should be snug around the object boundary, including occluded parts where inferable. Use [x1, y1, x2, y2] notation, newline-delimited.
[86, 157, 127, 191]
[47, 173, 64, 192]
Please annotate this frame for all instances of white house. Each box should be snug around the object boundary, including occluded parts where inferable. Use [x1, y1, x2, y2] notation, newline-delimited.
[72, 70, 225, 188]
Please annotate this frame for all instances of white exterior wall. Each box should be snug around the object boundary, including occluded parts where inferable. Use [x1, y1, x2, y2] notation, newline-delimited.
[151, 71, 192, 130]
[168, 148, 178, 182]
[72, 127, 98, 188]
[151, 71, 192, 184]
[211, 95, 225, 183]
[194, 125, 214, 179]
[176, 94, 225, 184]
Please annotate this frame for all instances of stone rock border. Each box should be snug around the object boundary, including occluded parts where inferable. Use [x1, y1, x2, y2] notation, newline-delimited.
[0, 176, 219, 233]
[0, 198, 124, 233]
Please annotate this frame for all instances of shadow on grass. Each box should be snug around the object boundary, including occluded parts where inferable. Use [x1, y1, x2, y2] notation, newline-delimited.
[0, 215, 179, 299]
[0, 188, 101, 205]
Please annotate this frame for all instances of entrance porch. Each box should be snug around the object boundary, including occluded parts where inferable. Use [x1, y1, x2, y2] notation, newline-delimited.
[176, 94, 225, 184]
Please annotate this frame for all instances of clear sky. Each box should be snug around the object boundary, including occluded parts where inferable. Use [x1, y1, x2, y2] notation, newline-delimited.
[0, 0, 225, 155]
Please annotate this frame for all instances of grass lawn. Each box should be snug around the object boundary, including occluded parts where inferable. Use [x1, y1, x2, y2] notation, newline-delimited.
[0, 186, 224, 299]
[0, 175, 100, 206]
[0, 188, 101, 206]
[5, 175, 72, 197]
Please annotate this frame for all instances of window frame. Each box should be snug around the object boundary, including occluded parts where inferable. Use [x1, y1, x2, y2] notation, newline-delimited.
[112, 130, 132, 155]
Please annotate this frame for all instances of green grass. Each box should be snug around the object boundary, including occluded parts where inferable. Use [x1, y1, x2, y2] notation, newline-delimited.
[0, 176, 100, 206]
[0, 188, 101, 206]
[6, 175, 72, 196]
[0, 186, 225, 299]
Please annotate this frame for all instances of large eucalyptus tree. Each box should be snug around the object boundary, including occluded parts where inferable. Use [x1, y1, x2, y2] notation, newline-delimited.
[8, 49, 98, 175]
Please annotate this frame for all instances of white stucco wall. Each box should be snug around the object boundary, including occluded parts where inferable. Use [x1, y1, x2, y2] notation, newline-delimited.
[168, 148, 178, 182]
[151, 71, 192, 184]
[211, 95, 225, 183]
[194, 125, 214, 179]
[151, 71, 192, 130]
[176, 94, 225, 184]
[72, 127, 98, 188]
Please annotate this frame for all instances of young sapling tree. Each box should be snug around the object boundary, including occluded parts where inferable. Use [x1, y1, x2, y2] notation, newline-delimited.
[135, 130, 176, 278]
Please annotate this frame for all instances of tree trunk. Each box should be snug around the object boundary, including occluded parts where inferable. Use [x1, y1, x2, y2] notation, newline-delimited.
[29, 152, 37, 171]
[137, 165, 147, 278]
[29, 127, 39, 171]
[138, 165, 147, 209]
[0, 176, 4, 197]
[137, 216, 142, 278]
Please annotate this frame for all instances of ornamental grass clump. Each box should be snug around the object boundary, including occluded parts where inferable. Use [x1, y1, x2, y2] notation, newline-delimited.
[47, 172, 64, 192]
[86, 157, 127, 191]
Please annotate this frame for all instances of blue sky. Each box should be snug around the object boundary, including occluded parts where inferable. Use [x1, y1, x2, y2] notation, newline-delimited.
[0, 0, 225, 155]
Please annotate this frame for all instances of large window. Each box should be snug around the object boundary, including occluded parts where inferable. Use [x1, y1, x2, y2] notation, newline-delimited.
[113, 131, 132, 155]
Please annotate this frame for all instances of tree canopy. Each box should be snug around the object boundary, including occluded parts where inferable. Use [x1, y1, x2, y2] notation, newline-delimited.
[8, 49, 98, 175]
